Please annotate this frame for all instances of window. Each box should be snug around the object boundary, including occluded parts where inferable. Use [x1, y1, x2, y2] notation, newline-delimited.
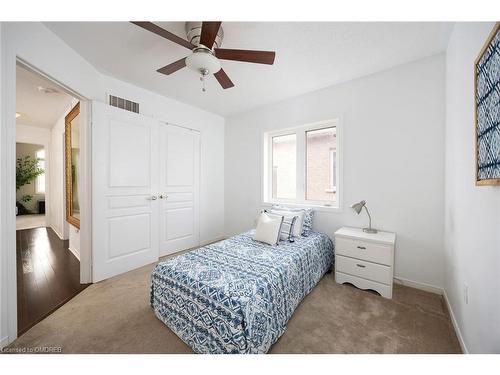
[306, 127, 337, 201]
[35, 149, 45, 194]
[264, 120, 341, 209]
[272, 134, 296, 199]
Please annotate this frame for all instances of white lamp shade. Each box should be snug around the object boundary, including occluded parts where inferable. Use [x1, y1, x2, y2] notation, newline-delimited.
[186, 50, 221, 75]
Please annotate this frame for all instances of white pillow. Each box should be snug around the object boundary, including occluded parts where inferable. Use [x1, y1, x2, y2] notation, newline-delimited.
[269, 208, 304, 238]
[253, 212, 283, 245]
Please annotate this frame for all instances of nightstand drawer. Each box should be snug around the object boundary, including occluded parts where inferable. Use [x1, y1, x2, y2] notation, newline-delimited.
[335, 237, 392, 265]
[336, 255, 391, 285]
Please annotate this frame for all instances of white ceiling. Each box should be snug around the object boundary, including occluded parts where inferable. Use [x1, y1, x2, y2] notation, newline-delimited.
[16, 64, 75, 128]
[44, 22, 453, 117]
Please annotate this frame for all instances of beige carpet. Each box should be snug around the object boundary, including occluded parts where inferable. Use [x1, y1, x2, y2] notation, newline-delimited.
[8, 256, 461, 354]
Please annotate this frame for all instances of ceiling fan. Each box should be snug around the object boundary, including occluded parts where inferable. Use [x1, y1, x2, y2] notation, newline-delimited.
[131, 21, 276, 91]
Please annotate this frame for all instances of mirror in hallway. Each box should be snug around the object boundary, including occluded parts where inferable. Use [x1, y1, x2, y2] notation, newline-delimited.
[65, 101, 81, 228]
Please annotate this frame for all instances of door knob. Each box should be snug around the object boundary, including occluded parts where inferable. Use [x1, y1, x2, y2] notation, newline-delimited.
[149, 195, 158, 200]
[159, 194, 168, 199]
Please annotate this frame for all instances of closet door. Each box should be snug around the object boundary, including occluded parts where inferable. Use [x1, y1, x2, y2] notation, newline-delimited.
[92, 101, 159, 282]
[158, 123, 200, 256]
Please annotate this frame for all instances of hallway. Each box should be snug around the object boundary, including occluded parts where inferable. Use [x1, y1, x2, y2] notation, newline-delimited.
[16, 227, 89, 335]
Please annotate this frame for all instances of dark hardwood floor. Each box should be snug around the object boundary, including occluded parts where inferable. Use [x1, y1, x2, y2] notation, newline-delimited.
[16, 226, 89, 335]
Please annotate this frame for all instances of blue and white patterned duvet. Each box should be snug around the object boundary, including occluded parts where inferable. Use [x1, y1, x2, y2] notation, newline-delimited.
[150, 230, 334, 354]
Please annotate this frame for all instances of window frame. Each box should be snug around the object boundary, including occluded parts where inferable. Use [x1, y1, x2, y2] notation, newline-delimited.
[270, 132, 298, 202]
[35, 149, 45, 194]
[263, 118, 342, 212]
[326, 148, 336, 193]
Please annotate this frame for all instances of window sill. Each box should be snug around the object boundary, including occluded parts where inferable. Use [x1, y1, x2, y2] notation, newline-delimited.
[262, 200, 343, 213]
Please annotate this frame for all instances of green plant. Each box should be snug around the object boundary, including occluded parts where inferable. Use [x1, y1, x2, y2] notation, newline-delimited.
[16, 155, 44, 212]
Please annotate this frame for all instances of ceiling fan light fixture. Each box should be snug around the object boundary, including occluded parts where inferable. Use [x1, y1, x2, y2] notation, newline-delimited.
[185, 47, 221, 76]
[131, 21, 275, 91]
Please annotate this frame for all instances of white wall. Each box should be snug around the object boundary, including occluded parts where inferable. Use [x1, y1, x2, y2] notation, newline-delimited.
[225, 54, 446, 289]
[0, 22, 225, 346]
[16, 123, 50, 144]
[444, 22, 500, 354]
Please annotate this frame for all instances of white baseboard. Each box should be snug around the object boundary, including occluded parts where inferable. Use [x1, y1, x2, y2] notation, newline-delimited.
[68, 246, 80, 261]
[443, 289, 469, 354]
[394, 277, 468, 354]
[393, 276, 443, 295]
[50, 224, 64, 240]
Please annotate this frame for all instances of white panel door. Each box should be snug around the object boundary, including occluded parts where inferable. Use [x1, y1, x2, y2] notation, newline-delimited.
[92, 101, 159, 282]
[158, 124, 200, 256]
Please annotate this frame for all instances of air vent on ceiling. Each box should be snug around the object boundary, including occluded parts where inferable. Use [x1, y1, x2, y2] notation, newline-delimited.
[109, 95, 139, 114]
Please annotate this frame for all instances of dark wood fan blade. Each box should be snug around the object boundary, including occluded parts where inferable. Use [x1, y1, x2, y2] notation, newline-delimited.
[214, 69, 234, 89]
[199, 22, 222, 49]
[214, 48, 275, 65]
[157, 57, 187, 75]
[131, 21, 195, 50]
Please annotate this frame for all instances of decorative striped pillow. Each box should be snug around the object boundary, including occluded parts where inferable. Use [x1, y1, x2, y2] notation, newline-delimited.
[264, 210, 297, 242]
[269, 207, 304, 237]
[271, 205, 314, 236]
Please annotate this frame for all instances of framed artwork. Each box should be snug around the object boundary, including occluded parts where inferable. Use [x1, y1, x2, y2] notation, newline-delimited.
[475, 23, 500, 186]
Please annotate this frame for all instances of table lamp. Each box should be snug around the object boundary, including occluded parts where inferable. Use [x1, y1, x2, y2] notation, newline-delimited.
[350, 200, 378, 233]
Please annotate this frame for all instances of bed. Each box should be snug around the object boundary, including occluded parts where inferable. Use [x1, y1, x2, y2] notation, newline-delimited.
[150, 230, 334, 354]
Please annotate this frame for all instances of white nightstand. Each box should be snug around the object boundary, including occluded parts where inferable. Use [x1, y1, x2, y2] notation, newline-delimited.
[334, 227, 396, 298]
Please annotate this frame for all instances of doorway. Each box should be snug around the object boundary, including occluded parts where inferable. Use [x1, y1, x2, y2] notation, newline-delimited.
[15, 62, 89, 335]
[15, 143, 47, 230]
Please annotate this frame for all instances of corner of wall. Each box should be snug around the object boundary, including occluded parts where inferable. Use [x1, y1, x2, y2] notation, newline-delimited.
[443, 289, 469, 353]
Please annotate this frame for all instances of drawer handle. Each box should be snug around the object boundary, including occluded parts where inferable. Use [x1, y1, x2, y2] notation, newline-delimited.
[356, 264, 366, 268]
[357, 246, 366, 250]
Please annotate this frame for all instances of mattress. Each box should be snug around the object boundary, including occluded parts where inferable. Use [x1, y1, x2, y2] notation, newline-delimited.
[150, 230, 334, 353]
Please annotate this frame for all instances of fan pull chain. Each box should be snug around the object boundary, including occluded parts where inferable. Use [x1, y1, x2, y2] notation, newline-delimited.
[201, 75, 206, 92]
[199, 69, 209, 92]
